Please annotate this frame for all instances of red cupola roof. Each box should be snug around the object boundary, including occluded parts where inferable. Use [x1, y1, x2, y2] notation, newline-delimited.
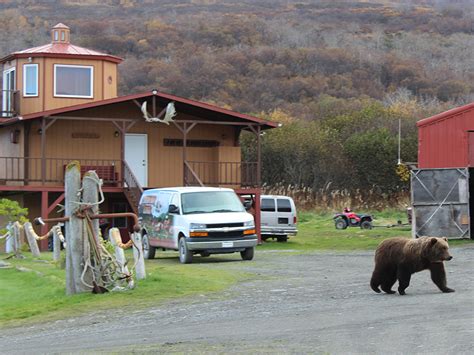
[0, 23, 123, 64]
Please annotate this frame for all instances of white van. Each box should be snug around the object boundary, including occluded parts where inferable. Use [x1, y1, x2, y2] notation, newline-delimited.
[138, 187, 257, 263]
[260, 195, 298, 242]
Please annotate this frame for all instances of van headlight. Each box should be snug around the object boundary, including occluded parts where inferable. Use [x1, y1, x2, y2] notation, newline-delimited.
[190, 223, 206, 230]
[244, 220, 255, 227]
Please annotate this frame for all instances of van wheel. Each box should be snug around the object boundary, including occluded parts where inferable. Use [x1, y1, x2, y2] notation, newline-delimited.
[142, 234, 156, 259]
[277, 236, 288, 242]
[240, 247, 254, 261]
[179, 237, 193, 264]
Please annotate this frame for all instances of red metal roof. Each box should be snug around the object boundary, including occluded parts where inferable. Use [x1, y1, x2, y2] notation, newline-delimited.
[417, 102, 474, 169]
[0, 43, 123, 64]
[1, 91, 278, 129]
[417, 102, 474, 127]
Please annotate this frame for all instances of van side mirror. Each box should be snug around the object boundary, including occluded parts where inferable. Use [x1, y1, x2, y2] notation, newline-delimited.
[243, 201, 252, 211]
[168, 204, 179, 214]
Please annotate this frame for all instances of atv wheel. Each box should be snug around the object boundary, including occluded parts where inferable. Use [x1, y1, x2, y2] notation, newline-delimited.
[335, 218, 348, 230]
[360, 221, 373, 230]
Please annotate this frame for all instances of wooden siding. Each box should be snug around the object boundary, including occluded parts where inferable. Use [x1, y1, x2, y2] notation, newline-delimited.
[103, 61, 117, 99]
[0, 123, 24, 186]
[25, 116, 240, 188]
[14, 57, 118, 116]
[16, 58, 44, 114]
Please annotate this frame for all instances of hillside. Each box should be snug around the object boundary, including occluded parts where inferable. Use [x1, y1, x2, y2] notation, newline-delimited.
[1, 0, 472, 206]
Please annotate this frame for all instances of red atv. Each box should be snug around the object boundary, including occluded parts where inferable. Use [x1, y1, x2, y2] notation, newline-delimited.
[333, 208, 373, 230]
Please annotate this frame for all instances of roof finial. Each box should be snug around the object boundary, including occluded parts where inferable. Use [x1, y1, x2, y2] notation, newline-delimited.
[51, 23, 70, 44]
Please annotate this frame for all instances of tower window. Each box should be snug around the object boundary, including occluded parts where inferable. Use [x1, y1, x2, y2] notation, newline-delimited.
[54, 64, 93, 98]
[61, 31, 65, 41]
[54, 30, 59, 41]
[23, 64, 38, 97]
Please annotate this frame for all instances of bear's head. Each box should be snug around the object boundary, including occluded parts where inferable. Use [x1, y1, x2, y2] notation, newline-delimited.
[426, 237, 453, 263]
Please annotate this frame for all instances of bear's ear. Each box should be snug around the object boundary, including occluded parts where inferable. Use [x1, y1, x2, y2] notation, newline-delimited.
[430, 238, 438, 246]
[443, 237, 448, 241]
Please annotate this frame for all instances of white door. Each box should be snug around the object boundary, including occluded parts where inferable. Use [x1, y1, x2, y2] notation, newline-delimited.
[125, 134, 148, 187]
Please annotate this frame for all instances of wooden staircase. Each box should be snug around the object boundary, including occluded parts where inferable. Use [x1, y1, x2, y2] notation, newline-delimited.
[123, 161, 143, 215]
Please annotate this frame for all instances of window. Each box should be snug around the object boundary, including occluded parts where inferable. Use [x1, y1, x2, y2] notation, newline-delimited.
[181, 191, 244, 215]
[2, 68, 15, 116]
[61, 31, 65, 41]
[277, 199, 292, 212]
[261, 198, 275, 212]
[54, 30, 59, 41]
[54, 64, 93, 98]
[23, 64, 38, 97]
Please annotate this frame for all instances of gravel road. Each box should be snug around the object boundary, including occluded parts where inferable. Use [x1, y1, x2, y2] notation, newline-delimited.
[1, 246, 473, 354]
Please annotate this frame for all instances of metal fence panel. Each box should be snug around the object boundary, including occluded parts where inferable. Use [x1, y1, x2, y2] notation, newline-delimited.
[411, 168, 470, 239]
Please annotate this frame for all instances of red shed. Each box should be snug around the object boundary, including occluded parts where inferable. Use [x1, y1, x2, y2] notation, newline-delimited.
[417, 102, 474, 168]
[411, 102, 474, 240]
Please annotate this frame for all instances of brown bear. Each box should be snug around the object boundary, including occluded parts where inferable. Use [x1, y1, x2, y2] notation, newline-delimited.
[370, 236, 454, 295]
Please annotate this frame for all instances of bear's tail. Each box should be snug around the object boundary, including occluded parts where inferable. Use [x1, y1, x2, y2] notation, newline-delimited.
[370, 275, 381, 293]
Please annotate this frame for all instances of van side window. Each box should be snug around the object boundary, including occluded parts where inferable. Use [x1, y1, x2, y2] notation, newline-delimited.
[277, 199, 292, 212]
[170, 193, 179, 212]
[156, 192, 171, 215]
[261, 198, 275, 212]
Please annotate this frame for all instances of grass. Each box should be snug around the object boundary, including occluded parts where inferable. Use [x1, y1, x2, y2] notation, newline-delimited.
[0, 252, 248, 327]
[259, 210, 474, 251]
[1, 210, 472, 326]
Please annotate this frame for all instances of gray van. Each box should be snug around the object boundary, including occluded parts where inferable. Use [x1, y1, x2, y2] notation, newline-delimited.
[260, 195, 298, 242]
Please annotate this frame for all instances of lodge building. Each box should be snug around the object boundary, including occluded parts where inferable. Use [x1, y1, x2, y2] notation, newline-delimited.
[0, 24, 277, 247]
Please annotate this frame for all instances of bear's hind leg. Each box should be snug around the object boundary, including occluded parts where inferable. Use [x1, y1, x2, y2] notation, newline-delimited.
[381, 267, 397, 294]
[430, 263, 455, 293]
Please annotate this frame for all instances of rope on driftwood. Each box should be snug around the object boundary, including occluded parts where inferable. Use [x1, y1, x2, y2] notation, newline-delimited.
[24, 222, 54, 241]
[109, 228, 133, 249]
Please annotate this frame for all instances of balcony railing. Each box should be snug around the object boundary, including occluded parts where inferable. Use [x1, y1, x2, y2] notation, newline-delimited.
[0, 157, 121, 185]
[0, 157, 259, 189]
[184, 161, 259, 187]
[1, 90, 20, 117]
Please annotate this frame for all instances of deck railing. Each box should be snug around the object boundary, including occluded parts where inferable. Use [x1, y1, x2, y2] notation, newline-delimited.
[0, 157, 260, 189]
[0, 157, 121, 185]
[184, 161, 259, 187]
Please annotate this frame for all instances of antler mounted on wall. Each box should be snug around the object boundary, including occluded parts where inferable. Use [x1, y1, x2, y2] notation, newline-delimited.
[141, 101, 177, 125]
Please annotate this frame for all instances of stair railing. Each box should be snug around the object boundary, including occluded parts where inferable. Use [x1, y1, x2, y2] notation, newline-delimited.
[122, 161, 143, 214]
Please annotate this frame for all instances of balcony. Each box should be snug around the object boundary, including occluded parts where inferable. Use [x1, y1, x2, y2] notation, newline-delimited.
[0, 157, 259, 189]
[1, 90, 20, 117]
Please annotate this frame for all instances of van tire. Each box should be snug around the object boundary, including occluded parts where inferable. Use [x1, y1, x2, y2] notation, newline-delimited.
[240, 247, 254, 261]
[277, 236, 288, 242]
[142, 234, 156, 259]
[179, 237, 193, 264]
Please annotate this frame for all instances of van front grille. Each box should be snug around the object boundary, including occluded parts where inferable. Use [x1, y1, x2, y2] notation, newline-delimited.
[206, 223, 244, 228]
[208, 231, 244, 238]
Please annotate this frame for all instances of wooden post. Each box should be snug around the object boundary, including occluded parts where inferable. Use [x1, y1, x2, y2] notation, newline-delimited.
[52, 225, 62, 262]
[23, 222, 41, 257]
[65, 161, 86, 295]
[131, 232, 146, 280]
[40, 190, 49, 250]
[5, 223, 13, 253]
[12, 221, 22, 258]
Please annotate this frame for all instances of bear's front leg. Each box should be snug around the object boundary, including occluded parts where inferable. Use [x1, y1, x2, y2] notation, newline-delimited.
[397, 265, 411, 295]
[429, 262, 455, 293]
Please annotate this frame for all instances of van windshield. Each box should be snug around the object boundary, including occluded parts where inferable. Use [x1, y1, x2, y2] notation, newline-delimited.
[181, 191, 245, 215]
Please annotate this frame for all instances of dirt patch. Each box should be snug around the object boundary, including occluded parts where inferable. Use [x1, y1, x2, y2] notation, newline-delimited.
[1, 247, 473, 354]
